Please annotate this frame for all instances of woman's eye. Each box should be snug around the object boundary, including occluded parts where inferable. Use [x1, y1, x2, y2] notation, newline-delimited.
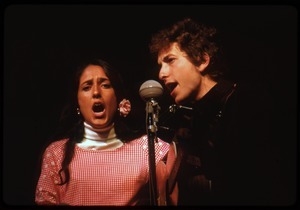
[82, 86, 91, 91]
[101, 83, 112, 89]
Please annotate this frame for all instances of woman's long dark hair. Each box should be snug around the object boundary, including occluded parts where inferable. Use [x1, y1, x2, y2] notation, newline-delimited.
[52, 57, 140, 185]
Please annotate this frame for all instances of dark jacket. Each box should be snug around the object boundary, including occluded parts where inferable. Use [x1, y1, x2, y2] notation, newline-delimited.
[172, 79, 279, 206]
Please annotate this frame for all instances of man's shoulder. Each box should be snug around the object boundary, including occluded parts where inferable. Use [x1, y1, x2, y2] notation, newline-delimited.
[232, 80, 272, 106]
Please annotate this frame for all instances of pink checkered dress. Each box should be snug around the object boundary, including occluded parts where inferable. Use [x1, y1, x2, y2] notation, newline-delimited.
[35, 135, 175, 206]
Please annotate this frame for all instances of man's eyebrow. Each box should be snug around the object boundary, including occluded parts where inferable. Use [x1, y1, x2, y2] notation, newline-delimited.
[162, 55, 170, 61]
[159, 54, 172, 64]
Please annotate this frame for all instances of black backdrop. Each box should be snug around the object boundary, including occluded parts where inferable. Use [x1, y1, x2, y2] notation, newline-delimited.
[3, 4, 298, 207]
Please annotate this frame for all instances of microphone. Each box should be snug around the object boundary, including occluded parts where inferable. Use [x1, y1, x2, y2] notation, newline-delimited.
[139, 80, 163, 134]
[139, 80, 163, 205]
[139, 80, 163, 101]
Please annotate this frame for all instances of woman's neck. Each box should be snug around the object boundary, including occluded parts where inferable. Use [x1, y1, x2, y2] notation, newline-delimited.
[77, 122, 123, 151]
[83, 122, 116, 141]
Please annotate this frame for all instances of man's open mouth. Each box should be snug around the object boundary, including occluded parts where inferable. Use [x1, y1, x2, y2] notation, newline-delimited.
[166, 82, 177, 92]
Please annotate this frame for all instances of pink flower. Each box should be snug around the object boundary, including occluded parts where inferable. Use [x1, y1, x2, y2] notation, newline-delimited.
[118, 99, 131, 117]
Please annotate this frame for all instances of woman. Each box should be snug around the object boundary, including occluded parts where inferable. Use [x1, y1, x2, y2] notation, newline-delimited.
[35, 58, 177, 206]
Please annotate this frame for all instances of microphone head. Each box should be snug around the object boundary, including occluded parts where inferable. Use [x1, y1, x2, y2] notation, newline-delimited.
[139, 80, 163, 101]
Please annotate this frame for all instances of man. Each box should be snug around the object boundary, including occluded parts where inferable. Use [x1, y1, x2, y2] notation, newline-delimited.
[149, 17, 279, 206]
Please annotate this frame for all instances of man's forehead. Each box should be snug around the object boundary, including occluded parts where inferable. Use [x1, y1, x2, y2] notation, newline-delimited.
[158, 43, 184, 62]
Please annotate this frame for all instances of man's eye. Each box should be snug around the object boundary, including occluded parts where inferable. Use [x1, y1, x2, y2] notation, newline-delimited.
[166, 57, 175, 63]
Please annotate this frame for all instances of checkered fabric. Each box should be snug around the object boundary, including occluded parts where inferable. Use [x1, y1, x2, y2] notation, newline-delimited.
[35, 135, 174, 206]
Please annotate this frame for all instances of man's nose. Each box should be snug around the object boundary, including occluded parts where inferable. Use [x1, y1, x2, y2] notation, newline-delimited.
[158, 64, 169, 81]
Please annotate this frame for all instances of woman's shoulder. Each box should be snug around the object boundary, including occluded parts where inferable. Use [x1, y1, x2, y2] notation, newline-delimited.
[44, 138, 69, 153]
[129, 135, 171, 156]
[132, 134, 170, 145]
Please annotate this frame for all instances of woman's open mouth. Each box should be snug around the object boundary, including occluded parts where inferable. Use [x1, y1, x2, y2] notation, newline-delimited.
[92, 103, 104, 113]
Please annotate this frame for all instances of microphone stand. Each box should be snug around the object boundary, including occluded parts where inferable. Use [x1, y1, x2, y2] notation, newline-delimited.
[145, 98, 160, 206]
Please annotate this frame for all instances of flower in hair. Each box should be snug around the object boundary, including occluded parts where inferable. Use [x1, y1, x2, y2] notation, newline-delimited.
[118, 99, 131, 117]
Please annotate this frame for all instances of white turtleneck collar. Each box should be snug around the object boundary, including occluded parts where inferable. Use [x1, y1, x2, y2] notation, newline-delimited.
[76, 122, 124, 151]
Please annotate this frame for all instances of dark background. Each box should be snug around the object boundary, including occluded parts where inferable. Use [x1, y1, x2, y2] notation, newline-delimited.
[3, 4, 298, 207]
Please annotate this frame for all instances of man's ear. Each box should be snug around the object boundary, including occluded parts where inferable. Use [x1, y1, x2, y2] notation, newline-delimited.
[197, 53, 210, 73]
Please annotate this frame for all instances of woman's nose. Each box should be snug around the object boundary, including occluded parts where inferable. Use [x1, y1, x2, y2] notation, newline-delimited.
[92, 87, 101, 98]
